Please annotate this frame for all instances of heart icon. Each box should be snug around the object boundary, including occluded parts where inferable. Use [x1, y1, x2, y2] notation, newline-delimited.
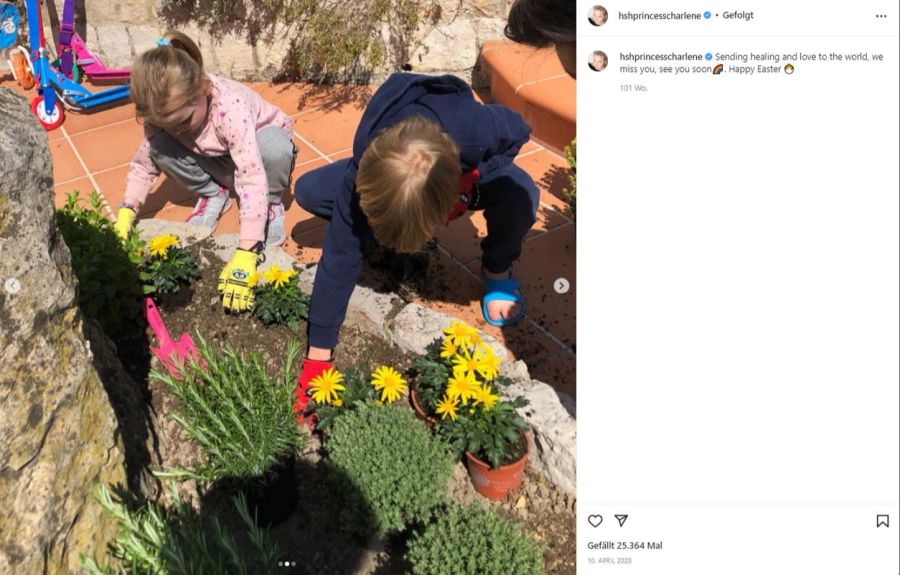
[588, 514, 603, 527]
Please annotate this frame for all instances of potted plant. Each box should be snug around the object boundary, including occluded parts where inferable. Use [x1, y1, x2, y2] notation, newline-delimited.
[304, 364, 409, 434]
[251, 264, 310, 330]
[140, 233, 200, 306]
[412, 321, 530, 500]
[153, 337, 306, 526]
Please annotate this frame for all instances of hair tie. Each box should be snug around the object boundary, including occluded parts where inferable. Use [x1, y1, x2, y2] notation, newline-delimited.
[155, 37, 171, 47]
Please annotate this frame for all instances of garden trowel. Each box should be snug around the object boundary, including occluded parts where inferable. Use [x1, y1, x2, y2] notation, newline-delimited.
[144, 297, 201, 379]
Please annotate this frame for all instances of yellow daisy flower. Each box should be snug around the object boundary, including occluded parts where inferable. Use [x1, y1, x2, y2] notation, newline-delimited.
[263, 264, 297, 289]
[247, 272, 260, 288]
[451, 348, 481, 379]
[443, 320, 476, 348]
[473, 384, 500, 410]
[371, 365, 408, 404]
[148, 234, 179, 259]
[308, 368, 345, 406]
[440, 338, 458, 359]
[475, 346, 501, 381]
[446, 367, 478, 405]
[435, 395, 460, 421]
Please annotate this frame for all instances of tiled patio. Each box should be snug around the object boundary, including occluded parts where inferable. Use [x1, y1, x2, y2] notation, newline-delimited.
[1, 70, 575, 399]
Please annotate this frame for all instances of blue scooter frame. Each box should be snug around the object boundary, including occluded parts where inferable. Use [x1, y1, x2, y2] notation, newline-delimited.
[23, 0, 129, 130]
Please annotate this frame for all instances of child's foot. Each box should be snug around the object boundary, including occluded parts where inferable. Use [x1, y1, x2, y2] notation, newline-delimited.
[186, 187, 231, 232]
[265, 203, 286, 246]
[482, 267, 525, 326]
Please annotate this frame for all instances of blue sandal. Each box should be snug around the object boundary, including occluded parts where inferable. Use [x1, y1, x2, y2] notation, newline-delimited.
[482, 277, 526, 327]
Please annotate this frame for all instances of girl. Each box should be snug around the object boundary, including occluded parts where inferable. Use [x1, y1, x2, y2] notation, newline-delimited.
[114, 31, 296, 312]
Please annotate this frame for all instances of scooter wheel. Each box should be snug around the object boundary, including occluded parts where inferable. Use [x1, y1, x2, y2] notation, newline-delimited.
[31, 96, 65, 131]
[10, 49, 35, 90]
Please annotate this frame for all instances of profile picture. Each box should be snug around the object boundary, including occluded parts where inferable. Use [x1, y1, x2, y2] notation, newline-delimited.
[588, 5, 608, 27]
[589, 50, 608, 72]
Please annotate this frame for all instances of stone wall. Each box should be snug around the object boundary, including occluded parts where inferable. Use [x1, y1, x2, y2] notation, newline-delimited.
[43, 0, 511, 82]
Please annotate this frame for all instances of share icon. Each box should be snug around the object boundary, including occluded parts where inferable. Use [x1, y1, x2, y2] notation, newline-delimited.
[615, 514, 628, 527]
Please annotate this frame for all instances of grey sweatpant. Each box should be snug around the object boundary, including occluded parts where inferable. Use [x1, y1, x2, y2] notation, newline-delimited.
[148, 125, 296, 204]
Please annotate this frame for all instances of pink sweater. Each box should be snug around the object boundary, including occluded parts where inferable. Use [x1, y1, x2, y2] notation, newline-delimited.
[124, 74, 293, 242]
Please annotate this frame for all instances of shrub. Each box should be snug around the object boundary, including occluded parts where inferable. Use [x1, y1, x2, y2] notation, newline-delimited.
[81, 484, 279, 575]
[562, 138, 576, 217]
[140, 234, 200, 297]
[406, 504, 545, 575]
[327, 402, 453, 538]
[153, 337, 305, 482]
[251, 264, 310, 330]
[56, 191, 144, 337]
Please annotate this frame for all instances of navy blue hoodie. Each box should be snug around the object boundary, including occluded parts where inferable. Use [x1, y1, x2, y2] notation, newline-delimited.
[308, 73, 532, 349]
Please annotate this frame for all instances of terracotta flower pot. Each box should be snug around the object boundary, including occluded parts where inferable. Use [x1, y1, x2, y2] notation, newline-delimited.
[409, 389, 437, 428]
[465, 433, 530, 500]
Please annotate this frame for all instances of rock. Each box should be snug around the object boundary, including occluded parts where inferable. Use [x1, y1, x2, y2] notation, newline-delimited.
[387, 303, 448, 355]
[205, 233, 298, 276]
[515, 495, 527, 509]
[0, 88, 152, 574]
[346, 284, 399, 338]
[136, 219, 212, 245]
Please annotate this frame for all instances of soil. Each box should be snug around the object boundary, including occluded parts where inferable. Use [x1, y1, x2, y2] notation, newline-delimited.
[137, 237, 575, 574]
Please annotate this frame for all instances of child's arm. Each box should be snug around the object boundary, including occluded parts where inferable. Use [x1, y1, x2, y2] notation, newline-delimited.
[123, 137, 162, 210]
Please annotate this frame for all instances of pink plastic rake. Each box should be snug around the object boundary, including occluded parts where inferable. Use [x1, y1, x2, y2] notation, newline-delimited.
[144, 297, 201, 379]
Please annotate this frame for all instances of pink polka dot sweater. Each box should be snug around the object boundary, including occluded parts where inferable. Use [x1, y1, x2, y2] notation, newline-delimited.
[124, 74, 293, 243]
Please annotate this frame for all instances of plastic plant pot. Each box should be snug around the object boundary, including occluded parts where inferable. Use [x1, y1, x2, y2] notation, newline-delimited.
[465, 432, 529, 501]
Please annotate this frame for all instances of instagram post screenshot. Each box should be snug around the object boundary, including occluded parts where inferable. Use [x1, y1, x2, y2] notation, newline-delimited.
[0, 0, 897, 573]
[580, 1, 899, 574]
[1, 0, 579, 574]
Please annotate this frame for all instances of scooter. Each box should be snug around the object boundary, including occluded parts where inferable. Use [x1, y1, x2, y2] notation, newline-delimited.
[53, 0, 130, 82]
[5, 0, 130, 130]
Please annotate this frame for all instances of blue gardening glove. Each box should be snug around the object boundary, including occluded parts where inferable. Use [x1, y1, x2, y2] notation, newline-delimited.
[217, 249, 258, 312]
[114, 207, 136, 241]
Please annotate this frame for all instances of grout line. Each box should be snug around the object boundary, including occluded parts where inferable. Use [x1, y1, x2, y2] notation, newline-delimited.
[65, 116, 135, 139]
[524, 221, 574, 243]
[540, 199, 573, 225]
[435, 244, 574, 356]
[59, 126, 106, 211]
[326, 146, 353, 160]
[516, 147, 544, 160]
[292, 130, 332, 163]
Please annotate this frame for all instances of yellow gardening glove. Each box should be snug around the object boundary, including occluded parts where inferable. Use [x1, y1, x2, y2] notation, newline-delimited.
[114, 207, 136, 241]
[218, 249, 258, 312]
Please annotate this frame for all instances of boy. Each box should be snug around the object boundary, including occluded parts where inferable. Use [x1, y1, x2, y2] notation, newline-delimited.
[292, 73, 537, 413]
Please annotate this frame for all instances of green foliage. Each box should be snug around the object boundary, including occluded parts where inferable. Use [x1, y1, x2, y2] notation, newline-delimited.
[410, 339, 452, 413]
[437, 390, 529, 469]
[252, 271, 310, 330]
[80, 484, 279, 575]
[140, 244, 200, 298]
[406, 504, 545, 575]
[56, 191, 145, 337]
[307, 366, 378, 432]
[327, 402, 453, 538]
[562, 138, 576, 217]
[153, 337, 305, 482]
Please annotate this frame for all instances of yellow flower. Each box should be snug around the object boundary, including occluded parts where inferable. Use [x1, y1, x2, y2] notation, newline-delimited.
[148, 234, 179, 259]
[371, 365, 407, 404]
[247, 272, 260, 288]
[263, 264, 296, 289]
[473, 384, 500, 410]
[333, 398, 343, 407]
[308, 368, 345, 406]
[446, 367, 478, 405]
[435, 395, 459, 421]
[443, 320, 477, 348]
[440, 338, 458, 359]
[475, 346, 501, 381]
[451, 348, 480, 379]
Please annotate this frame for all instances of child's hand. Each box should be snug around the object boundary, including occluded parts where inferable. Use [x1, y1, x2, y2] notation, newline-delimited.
[114, 207, 136, 241]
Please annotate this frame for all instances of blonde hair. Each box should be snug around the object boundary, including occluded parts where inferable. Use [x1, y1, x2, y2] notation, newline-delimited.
[357, 116, 460, 253]
[131, 31, 207, 128]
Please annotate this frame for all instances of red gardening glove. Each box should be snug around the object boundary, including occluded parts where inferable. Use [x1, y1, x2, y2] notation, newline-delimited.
[294, 358, 333, 430]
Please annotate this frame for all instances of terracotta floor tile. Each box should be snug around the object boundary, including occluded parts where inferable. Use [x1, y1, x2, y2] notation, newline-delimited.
[49, 138, 87, 183]
[420, 249, 498, 336]
[62, 102, 137, 136]
[89, 165, 129, 210]
[254, 82, 372, 116]
[291, 135, 322, 164]
[70, 120, 144, 173]
[492, 319, 566, 368]
[292, 104, 364, 156]
[515, 149, 574, 218]
[287, 223, 327, 265]
[54, 177, 94, 208]
[211, 203, 241, 236]
[434, 212, 487, 265]
[529, 351, 576, 400]
[285, 199, 326, 237]
[506, 225, 576, 346]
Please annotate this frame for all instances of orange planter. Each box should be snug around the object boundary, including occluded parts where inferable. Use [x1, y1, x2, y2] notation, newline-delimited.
[465, 434, 529, 500]
[409, 389, 437, 428]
